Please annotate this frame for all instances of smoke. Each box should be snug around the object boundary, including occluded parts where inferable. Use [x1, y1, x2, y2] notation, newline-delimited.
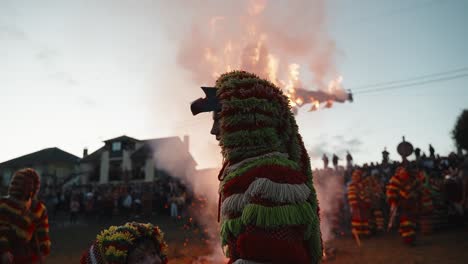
[172, 0, 339, 90]
[151, 0, 343, 261]
[313, 169, 345, 242]
[150, 139, 227, 263]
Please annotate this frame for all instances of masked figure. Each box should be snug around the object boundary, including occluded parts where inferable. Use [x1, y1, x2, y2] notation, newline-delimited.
[363, 174, 385, 233]
[386, 166, 432, 245]
[0, 168, 51, 264]
[191, 71, 322, 264]
[347, 169, 371, 236]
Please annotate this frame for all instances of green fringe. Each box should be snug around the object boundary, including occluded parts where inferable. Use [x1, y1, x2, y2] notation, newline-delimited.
[223, 145, 284, 164]
[222, 97, 282, 116]
[220, 217, 243, 246]
[221, 155, 300, 187]
[222, 112, 280, 128]
[221, 203, 321, 244]
[221, 127, 280, 148]
[242, 202, 317, 228]
[216, 71, 260, 88]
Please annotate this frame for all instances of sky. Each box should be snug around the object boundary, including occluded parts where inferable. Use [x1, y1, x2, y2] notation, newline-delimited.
[1, 0, 467, 169]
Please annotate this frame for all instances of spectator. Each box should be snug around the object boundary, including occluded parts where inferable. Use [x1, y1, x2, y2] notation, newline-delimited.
[70, 197, 80, 224]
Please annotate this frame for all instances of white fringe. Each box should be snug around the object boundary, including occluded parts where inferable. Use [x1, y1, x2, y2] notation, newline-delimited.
[233, 259, 271, 264]
[245, 178, 311, 204]
[221, 194, 247, 217]
[221, 179, 310, 217]
[90, 244, 98, 264]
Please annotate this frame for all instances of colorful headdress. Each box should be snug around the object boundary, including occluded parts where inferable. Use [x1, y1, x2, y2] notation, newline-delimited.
[80, 222, 168, 264]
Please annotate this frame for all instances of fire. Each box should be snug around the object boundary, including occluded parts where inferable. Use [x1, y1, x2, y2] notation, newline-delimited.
[295, 97, 304, 106]
[188, 0, 347, 113]
[309, 100, 320, 112]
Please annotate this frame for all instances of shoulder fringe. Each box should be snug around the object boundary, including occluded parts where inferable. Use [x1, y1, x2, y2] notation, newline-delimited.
[245, 178, 311, 204]
[221, 179, 311, 218]
[241, 202, 315, 228]
[222, 156, 300, 188]
[225, 152, 289, 176]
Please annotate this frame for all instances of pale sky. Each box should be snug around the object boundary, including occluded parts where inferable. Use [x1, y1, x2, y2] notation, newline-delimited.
[1, 0, 467, 169]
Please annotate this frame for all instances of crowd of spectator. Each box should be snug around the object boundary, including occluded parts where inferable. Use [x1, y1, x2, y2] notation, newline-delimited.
[37, 177, 192, 225]
[315, 145, 468, 238]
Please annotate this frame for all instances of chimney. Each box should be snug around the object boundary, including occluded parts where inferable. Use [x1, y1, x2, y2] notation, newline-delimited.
[183, 135, 189, 152]
[83, 148, 88, 158]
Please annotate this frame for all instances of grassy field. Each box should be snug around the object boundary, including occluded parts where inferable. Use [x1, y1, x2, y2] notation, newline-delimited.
[47, 214, 468, 264]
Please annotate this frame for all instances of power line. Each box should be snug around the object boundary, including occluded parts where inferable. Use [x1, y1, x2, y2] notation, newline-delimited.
[354, 72, 468, 95]
[350, 66, 468, 91]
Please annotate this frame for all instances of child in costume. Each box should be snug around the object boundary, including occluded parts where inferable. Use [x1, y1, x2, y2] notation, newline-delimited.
[80, 222, 168, 264]
[191, 71, 322, 264]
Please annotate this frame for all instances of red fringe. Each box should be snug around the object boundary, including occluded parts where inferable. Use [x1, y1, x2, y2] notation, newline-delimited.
[236, 231, 311, 264]
[222, 164, 307, 200]
[80, 251, 88, 264]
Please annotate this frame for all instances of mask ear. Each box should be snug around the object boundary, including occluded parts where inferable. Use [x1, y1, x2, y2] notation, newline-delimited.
[190, 87, 221, 115]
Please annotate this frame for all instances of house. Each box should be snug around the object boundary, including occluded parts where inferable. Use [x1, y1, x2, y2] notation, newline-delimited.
[0, 147, 81, 188]
[80, 135, 196, 184]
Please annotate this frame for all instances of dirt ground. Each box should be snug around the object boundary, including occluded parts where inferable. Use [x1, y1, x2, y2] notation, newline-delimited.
[46, 214, 468, 264]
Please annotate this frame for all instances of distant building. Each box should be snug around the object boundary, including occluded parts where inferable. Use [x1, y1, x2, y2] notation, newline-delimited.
[80, 135, 196, 184]
[0, 147, 80, 188]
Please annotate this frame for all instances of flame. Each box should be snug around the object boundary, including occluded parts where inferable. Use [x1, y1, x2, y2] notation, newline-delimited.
[295, 97, 304, 106]
[309, 100, 320, 111]
[196, 0, 344, 112]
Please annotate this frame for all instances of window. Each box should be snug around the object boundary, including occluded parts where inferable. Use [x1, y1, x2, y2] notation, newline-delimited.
[112, 142, 122, 152]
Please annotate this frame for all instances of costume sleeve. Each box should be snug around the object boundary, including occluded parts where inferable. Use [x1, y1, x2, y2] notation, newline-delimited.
[386, 175, 401, 207]
[0, 205, 12, 255]
[33, 202, 51, 256]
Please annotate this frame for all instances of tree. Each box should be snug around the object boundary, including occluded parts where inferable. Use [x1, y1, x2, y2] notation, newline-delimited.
[452, 109, 468, 153]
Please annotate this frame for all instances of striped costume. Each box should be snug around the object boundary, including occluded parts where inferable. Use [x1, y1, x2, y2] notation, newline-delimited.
[31, 200, 51, 256]
[363, 175, 385, 232]
[347, 170, 371, 236]
[0, 168, 51, 263]
[386, 167, 433, 244]
[215, 71, 322, 264]
[0, 197, 37, 264]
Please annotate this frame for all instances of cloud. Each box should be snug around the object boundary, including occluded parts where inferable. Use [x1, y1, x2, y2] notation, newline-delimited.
[36, 48, 60, 62]
[307, 134, 363, 160]
[48, 71, 80, 86]
[78, 96, 97, 108]
[0, 22, 27, 40]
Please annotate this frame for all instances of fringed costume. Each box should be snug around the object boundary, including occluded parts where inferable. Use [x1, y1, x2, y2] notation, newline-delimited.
[364, 175, 385, 233]
[207, 71, 322, 264]
[386, 167, 433, 245]
[418, 171, 436, 234]
[347, 169, 371, 236]
[0, 168, 50, 264]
